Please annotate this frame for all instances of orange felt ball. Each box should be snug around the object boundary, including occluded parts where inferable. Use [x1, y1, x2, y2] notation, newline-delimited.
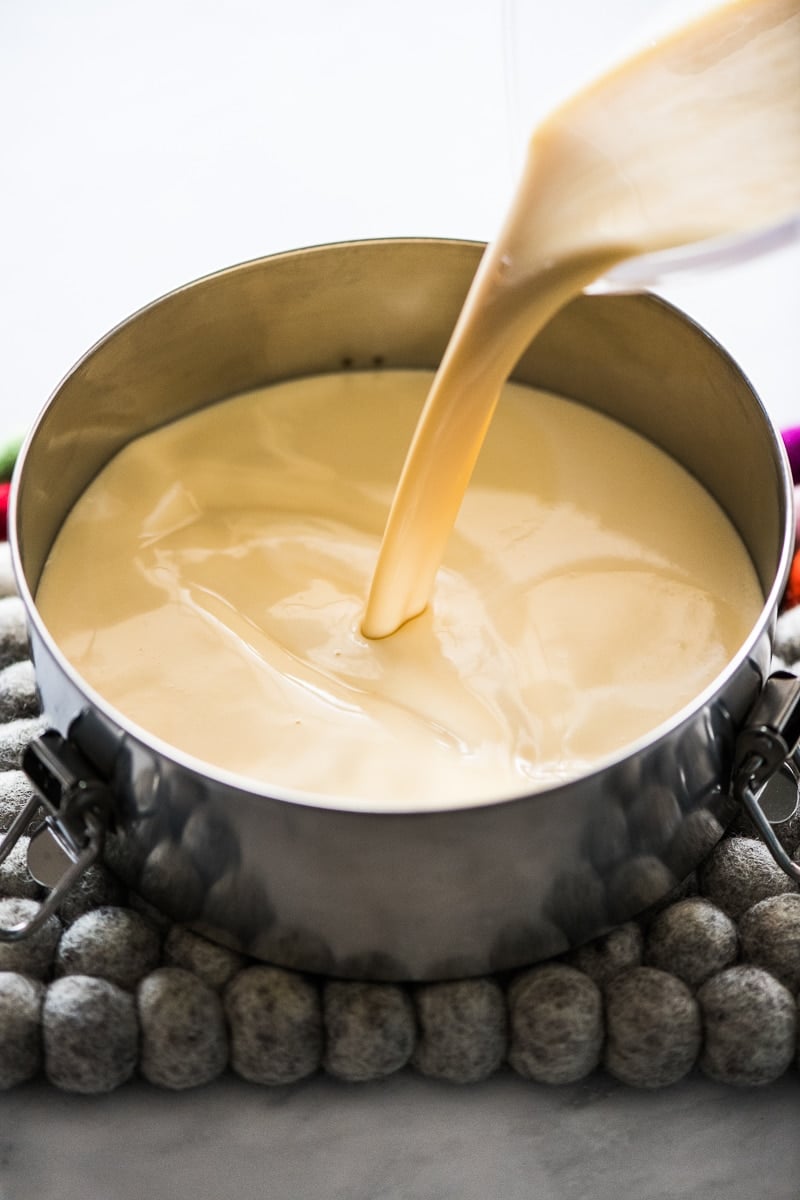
[781, 547, 800, 612]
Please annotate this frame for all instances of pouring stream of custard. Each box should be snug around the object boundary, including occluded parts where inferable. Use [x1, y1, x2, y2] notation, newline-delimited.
[362, 0, 800, 637]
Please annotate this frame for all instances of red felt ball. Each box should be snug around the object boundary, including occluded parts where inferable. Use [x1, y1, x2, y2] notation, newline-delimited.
[0, 482, 10, 543]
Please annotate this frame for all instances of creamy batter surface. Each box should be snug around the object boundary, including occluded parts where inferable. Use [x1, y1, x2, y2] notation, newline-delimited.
[37, 370, 763, 807]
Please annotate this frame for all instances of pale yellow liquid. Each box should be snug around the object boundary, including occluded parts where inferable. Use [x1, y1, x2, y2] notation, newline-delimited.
[37, 370, 762, 808]
[363, 0, 799, 637]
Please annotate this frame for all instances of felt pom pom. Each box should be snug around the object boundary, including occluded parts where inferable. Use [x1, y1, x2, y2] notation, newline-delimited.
[780, 430, 800, 611]
[781, 549, 800, 612]
[0, 435, 23, 485]
[0, 484, 10, 545]
[782, 427, 800, 484]
[0, 432, 25, 543]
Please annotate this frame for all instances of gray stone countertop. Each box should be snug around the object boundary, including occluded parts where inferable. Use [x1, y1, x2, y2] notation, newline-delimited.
[3, 1069, 797, 1200]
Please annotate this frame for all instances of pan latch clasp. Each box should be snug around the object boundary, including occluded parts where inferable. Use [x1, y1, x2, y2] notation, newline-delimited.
[0, 730, 115, 942]
[733, 671, 800, 884]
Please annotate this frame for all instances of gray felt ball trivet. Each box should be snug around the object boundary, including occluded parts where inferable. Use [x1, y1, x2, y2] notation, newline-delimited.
[44, 974, 138, 1093]
[0, 715, 47, 771]
[697, 965, 797, 1086]
[644, 897, 738, 987]
[0, 659, 39, 724]
[699, 835, 799, 919]
[0, 597, 30, 670]
[163, 924, 245, 991]
[410, 979, 506, 1084]
[224, 965, 322, 1084]
[55, 906, 161, 990]
[137, 967, 228, 1090]
[773, 604, 800, 661]
[0, 834, 43, 900]
[508, 964, 603, 1085]
[729, 793, 800, 852]
[0, 971, 43, 1090]
[0, 543, 18, 601]
[773, 806, 800, 854]
[0, 898, 61, 979]
[323, 981, 415, 1082]
[0, 768, 37, 831]
[738, 893, 800, 992]
[604, 966, 701, 1088]
[56, 861, 127, 926]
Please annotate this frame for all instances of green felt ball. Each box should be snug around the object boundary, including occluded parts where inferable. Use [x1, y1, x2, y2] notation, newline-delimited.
[0, 434, 24, 483]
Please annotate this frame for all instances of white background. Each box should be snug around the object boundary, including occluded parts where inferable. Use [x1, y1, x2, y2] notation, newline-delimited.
[1, 0, 798, 441]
